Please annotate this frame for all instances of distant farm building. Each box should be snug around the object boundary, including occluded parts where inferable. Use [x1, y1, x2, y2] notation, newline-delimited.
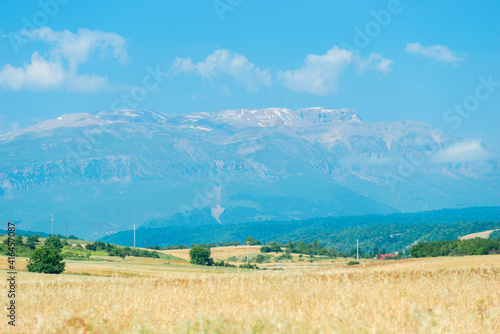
[376, 254, 395, 260]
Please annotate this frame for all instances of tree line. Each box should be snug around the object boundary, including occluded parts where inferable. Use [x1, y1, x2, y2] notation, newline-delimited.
[98, 207, 500, 250]
[0, 234, 164, 275]
[82, 241, 160, 259]
[410, 238, 500, 257]
[260, 240, 350, 257]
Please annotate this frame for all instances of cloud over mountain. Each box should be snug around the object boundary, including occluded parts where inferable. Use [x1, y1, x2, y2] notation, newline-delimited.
[169, 49, 272, 92]
[433, 139, 492, 163]
[277, 46, 392, 95]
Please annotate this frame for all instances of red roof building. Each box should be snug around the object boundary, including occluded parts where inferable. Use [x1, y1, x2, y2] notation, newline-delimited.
[376, 254, 395, 260]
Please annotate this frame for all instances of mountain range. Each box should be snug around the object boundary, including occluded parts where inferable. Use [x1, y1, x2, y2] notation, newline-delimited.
[1, 107, 499, 239]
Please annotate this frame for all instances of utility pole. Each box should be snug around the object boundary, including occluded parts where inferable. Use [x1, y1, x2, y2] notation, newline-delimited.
[65, 223, 68, 238]
[356, 239, 359, 262]
[247, 241, 249, 265]
[50, 214, 54, 236]
[133, 223, 136, 248]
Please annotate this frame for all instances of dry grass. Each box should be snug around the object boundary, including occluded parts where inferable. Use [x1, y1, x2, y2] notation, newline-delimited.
[460, 229, 499, 240]
[2, 255, 500, 333]
[161, 245, 337, 267]
[160, 245, 263, 261]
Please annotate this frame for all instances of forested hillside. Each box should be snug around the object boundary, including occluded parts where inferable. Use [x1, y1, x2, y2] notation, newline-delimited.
[100, 207, 500, 253]
[410, 238, 500, 257]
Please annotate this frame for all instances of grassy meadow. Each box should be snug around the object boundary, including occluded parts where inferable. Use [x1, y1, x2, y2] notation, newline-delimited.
[1, 244, 500, 333]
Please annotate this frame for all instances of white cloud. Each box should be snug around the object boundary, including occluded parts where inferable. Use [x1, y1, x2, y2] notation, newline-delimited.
[169, 49, 272, 91]
[405, 42, 466, 66]
[169, 47, 391, 95]
[22, 27, 129, 70]
[277, 47, 353, 95]
[277, 46, 393, 95]
[357, 53, 393, 75]
[170, 57, 196, 75]
[0, 52, 65, 90]
[433, 139, 492, 163]
[0, 27, 127, 92]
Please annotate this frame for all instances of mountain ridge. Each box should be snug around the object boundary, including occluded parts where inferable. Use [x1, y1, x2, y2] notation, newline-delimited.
[1, 107, 498, 239]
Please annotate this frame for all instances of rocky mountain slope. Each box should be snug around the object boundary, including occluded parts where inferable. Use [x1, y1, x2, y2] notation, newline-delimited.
[1, 107, 498, 239]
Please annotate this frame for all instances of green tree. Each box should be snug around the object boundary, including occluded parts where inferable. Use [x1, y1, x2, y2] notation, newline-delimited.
[189, 246, 212, 265]
[15, 236, 24, 246]
[260, 246, 271, 253]
[119, 249, 127, 260]
[270, 244, 282, 252]
[311, 239, 320, 255]
[27, 246, 65, 274]
[26, 237, 37, 250]
[93, 241, 106, 250]
[255, 254, 265, 263]
[28, 234, 40, 242]
[85, 243, 97, 251]
[130, 249, 140, 257]
[44, 237, 63, 251]
[244, 237, 261, 245]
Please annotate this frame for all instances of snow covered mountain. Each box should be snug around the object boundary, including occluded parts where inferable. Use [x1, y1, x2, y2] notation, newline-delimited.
[1, 107, 499, 239]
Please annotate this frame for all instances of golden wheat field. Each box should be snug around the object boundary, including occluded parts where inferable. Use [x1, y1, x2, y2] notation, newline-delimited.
[160, 245, 264, 261]
[2, 254, 500, 333]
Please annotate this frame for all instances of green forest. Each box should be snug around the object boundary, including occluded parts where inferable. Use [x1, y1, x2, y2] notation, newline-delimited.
[100, 208, 500, 254]
[410, 238, 500, 257]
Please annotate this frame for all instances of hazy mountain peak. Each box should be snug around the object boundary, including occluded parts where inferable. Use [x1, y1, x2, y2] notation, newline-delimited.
[1, 106, 498, 239]
[95, 109, 168, 124]
[296, 107, 361, 123]
[2, 107, 363, 141]
[0, 112, 106, 142]
[210, 107, 362, 128]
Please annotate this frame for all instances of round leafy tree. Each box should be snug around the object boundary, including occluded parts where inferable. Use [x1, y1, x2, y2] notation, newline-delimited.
[15, 236, 24, 246]
[189, 246, 212, 265]
[26, 238, 36, 250]
[27, 246, 66, 274]
[270, 244, 283, 252]
[244, 237, 261, 245]
[44, 236, 63, 251]
[26, 235, 39, 249]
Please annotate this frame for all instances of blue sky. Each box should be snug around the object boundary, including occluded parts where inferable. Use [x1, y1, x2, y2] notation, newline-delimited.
[0, 0, 499, 147]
